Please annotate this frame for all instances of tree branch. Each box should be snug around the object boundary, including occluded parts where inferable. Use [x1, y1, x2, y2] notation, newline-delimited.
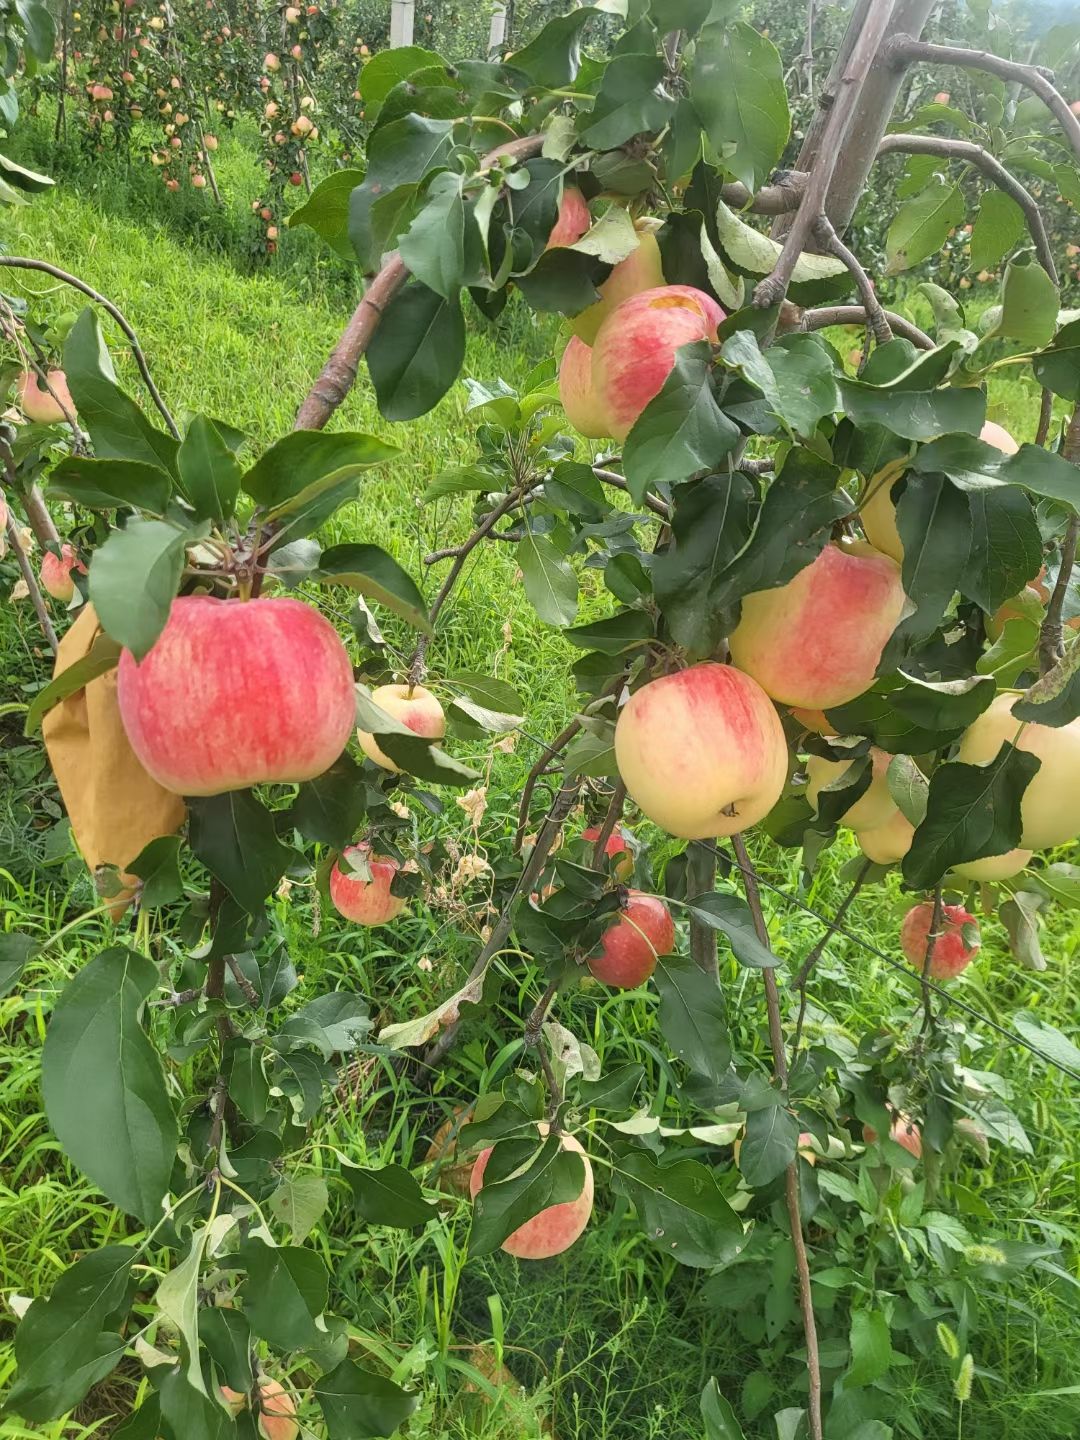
[4, 506, 58, 654]
[686, 843, 718, 979]
[798, 305, 933, 349]
[718, 173, 809, 215]
[790, 858, 873, 1064]
[877, 133, 1058, 283]
[515, 718, 584, 852]
[919, 886, 944, 1035]
[1039, 406, 1080, 673]
[592, 467, 671, 519]
[590, 780, 626, 870]
[812, 215, 892, 345]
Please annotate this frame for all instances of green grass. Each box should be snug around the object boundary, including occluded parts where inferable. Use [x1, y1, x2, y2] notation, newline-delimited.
[3, 134, 1080, 1440]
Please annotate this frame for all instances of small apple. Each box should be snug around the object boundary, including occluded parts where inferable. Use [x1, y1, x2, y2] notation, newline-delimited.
[330, 844, 406, 926]
[357, 683, 446, 773]
[545, 184, 589, 248]
[581, 825, 633, 880]
[951, 848, 1031, 881]
[264, 50, 280, 70]
[863, 1114, 922, 1160]
[254, 1379, 298, 1440]
[587, 891, 674, 988]
[204, 133, 218, 150]
[40, 543, 87, 602]
[854, 809, 915, 865]
[900, 900, 980, 979]
[288, 171, 303, 185]
[805, 746, 896, 831]
[16, 369, 76, 425]
[192, 173, 207, 188]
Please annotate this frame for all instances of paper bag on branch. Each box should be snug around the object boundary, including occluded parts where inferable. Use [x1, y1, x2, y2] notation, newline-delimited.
[42, 604, 186, 915]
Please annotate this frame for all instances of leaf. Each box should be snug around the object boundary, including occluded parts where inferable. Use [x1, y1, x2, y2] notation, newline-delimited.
[188, 792, 293, 914]
[740, 1098, 799, 1187]
[360, 45, 446, 108]
[1011, 639, 1080, 727]
[969, 189, 1026, 273]
[243, 431, 397, 512]
[198, 1308, 253, 1394]
[847, 1309, 892, 1387]
[912, 433, 1080, 507]
[48, 456, 172, 514]
[1032, 316, 1080, 401]
[580, 53, 674, 150]
[989, 252, 1059, 348]
[577, 1063, 645, 1110]
[126, 835, 184, 909]
[507, 7, 598, 87]
[236, 1239, 328, 1351]
[423, 463, 506, 501]
[349, 115, 454, 269]
[721, 331, 839, 438]
[0, 932, 36, 997]
[839, 378, 985, 442]
[288, 168, 365, 261]
[712, 199, 846, 282]
[827, 673, 995, 753]
[354, 685, 481, 785]
[398, 172, 483, 299]
[514, 247, 604, 315]
[611, 1150, 746, 1268]
[701, 1378, 747, 1440]
[314, 543, 431, 632]
[622, 341, 740, 501]
[1012, 1010, 1080, 1071]
[680, 892, 779, 967]
[367, 282, 465, 421]
[268, 1176, 330, 1242]
[0, 147, 54, 192]
[314, 1358, 418, 1440]
[961, 485, 1043, 613]
[42, 949, 178, 1223]
[691, 22, 790, 196]
[63, 310, 179, 474]
[894, 473, 972, 642]
[89, 519, 193, 660]
[564, 610, 654, 654]
[885, 181, 965, 275]
[344, 1163, 439, 1227]
[24, 631, 121, 735]
[653, 954, 730, 1082]
[902, 745, 1042, 888]
[156, 1369, 231, 1440]
[155, 1225, 212, 1396]
[652, 472, 756, 655]
[443, 671, 524, 714]
[291, 753, 367, 849]
[177, 416, 242, 523]
[517, 533, 578, 626]
[468, 1135, 587, 1257]
[1001, 890, 1048, 970]
[887, 755, 929, 826]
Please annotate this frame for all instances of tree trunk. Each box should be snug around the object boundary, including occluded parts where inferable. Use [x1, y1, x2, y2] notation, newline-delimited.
[390, 0, 415, 48]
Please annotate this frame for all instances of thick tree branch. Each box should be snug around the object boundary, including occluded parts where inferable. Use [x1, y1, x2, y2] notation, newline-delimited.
[812, 216, 892, 345]
[884, 36, 1080, 165]
[718, 173, 809, 215]
[877, 133, 1058, 283]
[798, 305, 933, 349]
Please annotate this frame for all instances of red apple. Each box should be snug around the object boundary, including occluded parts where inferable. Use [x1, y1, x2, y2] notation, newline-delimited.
[16, 369, 76, 425]
[40, 543, 87, 601]
[330, 844, 406, 926]
[117, 596, 356, 795]
[581, 825, 633, 880]
[557, 335, 609, 439]
[863, 1115, 922, 1160]
[729, 540, 906, 710]
[900, 900, 979, 980]
[614, 663, 788, 839]
[546, 184, 590, 248]
[587, 890, 674, 988]
[356, 682, 445, 772]
[569, 222, 666, 345]
[264, 50, 280, 70]
[470, 1127, 593, 1259]
[591, 286, 724, 442]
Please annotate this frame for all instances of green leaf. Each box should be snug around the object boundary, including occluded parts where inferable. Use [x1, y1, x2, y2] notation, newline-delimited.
[652, 472, 756, 655]
[188, 792, 294, 913]
[653, 954, 730, 1082]
[268, 1176, 330, 1242]
[611, 1150, 746, 1267]
[157, 1369, 231, 1440]
[42, 949, 178, 1223]
[1012, 1010, 1080, 1071]
[989, 252, 1059, 348]
[1011, 639, 1080, 727]
[912, 433, 1080, 507]
[580, 53, 674, 150]
[1033, 316, 1080, 401]
[178, 415, 242, 523]
[721, 331, 839, 438]
[89, 519, 194, 660]
[126, 835, 184, 909]
[443, 671, 524, 714]
[507, 7, 598, 88]
[961, 485, 1043, 613]
[156, 1224, 213, 1396]
[701, 1378, 747, 1440]
[291, 753, 367, 849]
[236, 1239, 328, 1352]
[650, 0, 712, 35]
[564, 610, 654, 654]
[63, 310, 179, 475]
[349, 115, 454, 269]
[712, 199, 846, 283]
[288, 169, 365, 261]
[48, 456, 172, 514]
[902, 744, 1042, 889]
[894, 473, 972, 642]
[423, 463, 506, 501]
[692, 22, 790, 196]
[24, 630, 121, 735]
[847, 1310, 893, 1387]
[827, 673, 996, 753]
[15, 0, 55, 59]
[838, 377, 985, 442]
[680, 892, 779, 968]
[314, 543, 431, 633]
[887, 754, 930, 826]
[514, 247, 604, 315]
[198, 1307, 253, 1394]
[398, 172, 484, 299]
[0, 932, 36, 997]
[577, 1063, 645, 1110]
[740, 1095, 799, 1187]
[885, 181, 965, 275]
[622, 341, 739, 501]
[367, 282, 466, 421]
[243, 431, 397, 512]
[344, 1163, 439, 1227]
[0, 148, 54, 192]
[360, 45, 446, 109]
[969, 189, 1026, 273]
[314, 1358, 418, 1440]
[517, 533, 578, 627]
[468, 1134, 587, 1257]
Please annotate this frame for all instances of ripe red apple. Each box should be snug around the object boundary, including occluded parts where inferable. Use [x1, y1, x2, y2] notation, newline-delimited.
[470, 1127, 594, 1259]
[729, 540, 906, 709]
[117, 596, 356, 795]
[16, 369, 76, 425]
[591, 285, 724, 442]
[855, 809, 915, 864]
[587, 891, 673, 988]
[330, 844, 406, 926]
[546, 184, 590, 248]
[805, 747, 896, 830]
[40, 543, 87, 601]
[900, 900, 980, 979]
[863, 1115, 922, 1160]
[614, 663, 787, 839]
[557, 335, 609, 439]
[581, 824, 633, 880]
[356, 683, 445, 772]
[956, 692, 1080, 850]
[288, 170, 303, 185]
[569, 223, 666, 345]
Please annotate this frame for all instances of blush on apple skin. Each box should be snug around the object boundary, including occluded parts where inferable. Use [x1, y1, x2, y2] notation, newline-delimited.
[558, 335, 610, 439]
[900, 901, 980, 980]
[469, 1129, 594, 1259]
[863, 1115, 922, 1159]
[40, 543, 87, 601]
[546, 185, 590, 248]
[117, 595, 356, 796]
[587, 891, 674, 988]
[581, 825, 633, 880]
[330, 844, 407, 926]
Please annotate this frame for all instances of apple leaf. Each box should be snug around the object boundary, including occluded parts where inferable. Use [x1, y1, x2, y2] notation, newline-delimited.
[610, 1150, 746, 1267]
[314, 543, 431, 633]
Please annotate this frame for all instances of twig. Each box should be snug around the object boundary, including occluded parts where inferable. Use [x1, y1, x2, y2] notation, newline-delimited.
[798, 305, 933, 349]
[0, 257, 180, 439]
[718, 173, 809, 215]
[525, 981, 561, 1121]
[883, 36, 1080, 165]
[790, 858, 873, 1063]
[590, 781, 626, 870]
[226, 954, 261, 1007]
[754, 1, 899, 309]
[1039, 407, 1080, 673]
[877, 133, 1058, 283]
[919, 886, 944, 1035]
[5, 506, 59, 654]
[812, 215, 892, 345]
[424, 526, 524, 562]
[515, 717, 585, 852]
[730, 834, 823, 1440]
[206, 1073, 229, 1158]
[592, 467, 671, 520]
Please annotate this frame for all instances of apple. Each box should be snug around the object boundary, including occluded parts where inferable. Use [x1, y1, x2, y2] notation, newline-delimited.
[546, 184, 590, 248]
[285, 5, 301, 20]
[204, 133, 218, 150]
[614, 663, 787, 839]
[790, 707, 837, 736]
[862, 419, 1018, 563]
[863, 1114, 922, 1159]
[587, 891, 674, 988]
[729, 540, 905, 709]
[40, 543, 87, 602]
[16, 369, 76, 425]
[266, 225, 279, 240]
[117, 596, 356, 795]
[581, 824, 633, 880]
[264, 100, 279, 119]
[469, 1127, 594, 1259]
[933, 90, 951, 104]
[357, 682, 445, 772]
[900, 900, 980, 979]
[951, 847, 1031, 881]
[291, 42, 303, 57]
[985, 584, 1044, 642]
[557, 335, 609, 439]
[330, 844, 406, 925]
[291, 114, 314, 137]
[165, 178, 180, 190]
[255, 1379, 298, 1440]
[192, 173, 207, 188]
[956, 692, 1080, 850]
[854, 809, 915, 864]
[569, 222, 666, 345]
[805, 747, 896, 830]
[289, 171, 303, 185]
[591, 285, 724, 442]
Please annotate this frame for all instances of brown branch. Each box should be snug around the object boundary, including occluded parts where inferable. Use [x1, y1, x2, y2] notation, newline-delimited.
[5, 506, 59, 654]
[0, 258, 179, 439]
[812, 215, 892, 345]
[877, 133, 1058, 283]
[718, 173, 809, 215]
[790, 858, 873, 1064]
[226, 954, 261, 1007]
[1036, 389, 1054, 448]
[754, 0, 900, 309]
[1039, 407, 1080, 673]
[730, 834, 822, 1440]
[592, 467, 672, 519]
[294, 134, 546, 432]
[515, 718, 584, 852]
[884, 36, 1080, 165]
[524, 981, 561, 1122]
[21, 484, 61, 549]
[590, 781, 626, 870]
[798, 305, 934, 350]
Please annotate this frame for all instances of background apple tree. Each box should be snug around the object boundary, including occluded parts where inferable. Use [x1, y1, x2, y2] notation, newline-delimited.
[4, 2, 1080, 1439]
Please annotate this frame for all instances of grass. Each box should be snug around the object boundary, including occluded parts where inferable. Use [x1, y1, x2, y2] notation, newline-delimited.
[2, 126, 1080, 1440]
